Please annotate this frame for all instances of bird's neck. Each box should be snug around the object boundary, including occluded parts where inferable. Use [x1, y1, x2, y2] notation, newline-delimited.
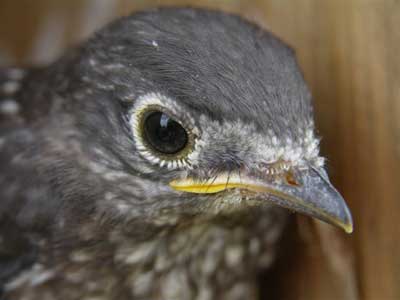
[7, 207, 287, 300]
[99, 207, 287, 299]
[119, 210, 286, 300]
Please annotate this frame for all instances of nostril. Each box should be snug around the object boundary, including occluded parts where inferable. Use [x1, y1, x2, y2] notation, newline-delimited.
[285, 170, 301, 187]
[255, 161, 301, 187]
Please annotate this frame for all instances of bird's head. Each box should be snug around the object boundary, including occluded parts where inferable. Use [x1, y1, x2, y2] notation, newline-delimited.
[49, 8, 352, 234]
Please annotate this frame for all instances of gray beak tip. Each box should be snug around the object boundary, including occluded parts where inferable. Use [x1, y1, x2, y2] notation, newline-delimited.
[341, 205, 354, 234]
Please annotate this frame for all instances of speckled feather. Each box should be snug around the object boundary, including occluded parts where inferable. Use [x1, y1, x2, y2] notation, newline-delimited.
[0, 7, 321, 300]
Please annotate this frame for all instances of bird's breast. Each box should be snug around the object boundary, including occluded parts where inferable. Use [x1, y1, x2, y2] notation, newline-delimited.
[5, 206, 288, 300]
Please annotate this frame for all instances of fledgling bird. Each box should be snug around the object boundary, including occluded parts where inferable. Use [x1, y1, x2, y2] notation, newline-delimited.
[0, 7, 352, 300]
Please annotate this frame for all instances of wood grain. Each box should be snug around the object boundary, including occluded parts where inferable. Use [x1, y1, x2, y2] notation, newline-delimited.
[0, 0, 399, 299]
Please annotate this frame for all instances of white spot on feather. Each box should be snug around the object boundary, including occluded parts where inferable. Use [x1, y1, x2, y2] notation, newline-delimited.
[0, 99, 20, 115]
[2, 81, 20, 94]
[116, 202, 130, 213]
[131, 271, 154, 296]
[30, 270, 55, 286]
[70, 250, 92, 263]
[161, 268, 192, 299]
[197, 287, 214, 300]
[225, 245, 244, 267]
[4, 264, 55, 291]
[115, 241, 157, 265]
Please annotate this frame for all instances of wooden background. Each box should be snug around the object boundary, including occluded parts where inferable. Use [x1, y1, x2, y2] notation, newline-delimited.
[1, 0, 399, 299]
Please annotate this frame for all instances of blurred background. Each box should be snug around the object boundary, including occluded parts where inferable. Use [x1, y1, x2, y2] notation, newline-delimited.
[1, 0, 399, 299]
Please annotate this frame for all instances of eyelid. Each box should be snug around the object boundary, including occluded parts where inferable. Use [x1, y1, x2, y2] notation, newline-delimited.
[138, 104, 189, 130]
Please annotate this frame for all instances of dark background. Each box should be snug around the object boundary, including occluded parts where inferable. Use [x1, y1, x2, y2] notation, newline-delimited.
[1, 1, 399, 299]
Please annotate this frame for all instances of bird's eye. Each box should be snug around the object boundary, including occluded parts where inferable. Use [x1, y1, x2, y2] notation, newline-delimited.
[142, 111, 189, 155]
[133, 100, 197, 168]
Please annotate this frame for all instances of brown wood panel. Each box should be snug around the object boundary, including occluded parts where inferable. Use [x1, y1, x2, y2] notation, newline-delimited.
[1, 0, 399, 299]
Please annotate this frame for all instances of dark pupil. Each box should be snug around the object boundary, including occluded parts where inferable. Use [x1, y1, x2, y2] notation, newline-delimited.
[143, 111, 188, 155]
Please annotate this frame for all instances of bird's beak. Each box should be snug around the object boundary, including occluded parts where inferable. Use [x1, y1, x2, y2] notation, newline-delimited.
[169, 167, 353, 233]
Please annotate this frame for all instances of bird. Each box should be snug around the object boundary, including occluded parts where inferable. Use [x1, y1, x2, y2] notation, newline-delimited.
[0, 7, 353, 300]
